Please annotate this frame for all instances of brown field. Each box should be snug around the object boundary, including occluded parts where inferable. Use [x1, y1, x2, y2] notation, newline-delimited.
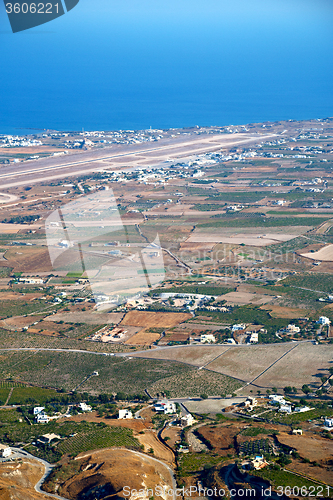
[222, 291, 274, 306]
[260, 305, 309, 318]
[180, 241, 216, 251]
[133, 344, 230, 366]
[120, 311, 192, 328]
[136, 431, 174, 464]
[125, 329, 161, 345]
[252, 342, 333, 388]
[205, 344, 295, 382]
[134, 342, 332, 389]
[287, 460, 333, 487]
[277, 432, 333, 463]
[1, 246, 52, 272]
[46, 311, 125, 325]
[0, 315, 44, 329]
[301, 244, 333, 262]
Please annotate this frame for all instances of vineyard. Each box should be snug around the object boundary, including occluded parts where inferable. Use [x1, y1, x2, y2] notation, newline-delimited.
[57, 426, 141, 456]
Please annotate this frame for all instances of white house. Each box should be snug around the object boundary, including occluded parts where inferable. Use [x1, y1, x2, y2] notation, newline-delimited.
[78, 402, 92, 412]
[324, 417, 333, 428]
[118, 409, 133, 419]
[232, 323, 246, 332]
[154, 400, 176, 414]
[35, 413, 50, 424]
[200, 334, 216, 344]
[292, 429, 303, 435]
[181, 414, 195, 427]
[269, 395, 285, 404]
[318, 316, 331, 325]
[295, 406, 311, 413]
[285, 324, 300, 334]
[33, 407, 45, 415]
[279, 404, 292, 414]
[249, 332, 258, 343]
[0, 444, 12, 458]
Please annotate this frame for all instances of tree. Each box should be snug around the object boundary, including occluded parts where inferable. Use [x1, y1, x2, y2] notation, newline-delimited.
[284, 386, 293, 394]
[200, 394, 208, 400]
[302, 384, 310, 395]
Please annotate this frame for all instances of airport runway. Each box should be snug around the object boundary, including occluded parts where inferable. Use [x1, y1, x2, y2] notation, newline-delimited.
[0, 132, 276, 189]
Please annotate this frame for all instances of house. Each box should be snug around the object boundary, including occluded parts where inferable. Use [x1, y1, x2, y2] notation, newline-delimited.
[33, 407, 45, 415]
[279, 404, 292, 414]
[118, 409, 133, 419]
[200, 334, 216, 344]
[269, 395, 285, 404]
[154, 400, 176, 414]
[19, 278, 44, 285]
[78, 402, 92, 412]
[284, 324, 300, 334]
[292, 429, 303, 435]
[232, 323, 246, 332]
[251, 455, 268, 470]
[324, 417, 333, 428]
[249, 332, 258, 343]
[181, 414, 195, 427]
[318, 316, 331, 325]
[0, 444, 12, 458]
[35, 413, 50, 424]
[295, 406, 311, 413]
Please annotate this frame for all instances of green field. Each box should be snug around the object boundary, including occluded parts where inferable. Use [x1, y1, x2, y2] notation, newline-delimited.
[198, 216, 329, 229]
[252, 466, 333, 495]
[57, 425, 140, 456]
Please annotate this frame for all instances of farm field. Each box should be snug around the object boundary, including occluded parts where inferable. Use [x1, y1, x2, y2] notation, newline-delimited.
[301, 244, 333, 262]
[148, 367, 242, 398]
[132, 344, 231, 366]
[120, 310, 192, 328]
[134, 342, 333, 390]
[276, 432, 333, 463]
[252, 342, 333, 388]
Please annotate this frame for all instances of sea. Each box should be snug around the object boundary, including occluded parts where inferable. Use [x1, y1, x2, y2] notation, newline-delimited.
[0, 0, 333, 135]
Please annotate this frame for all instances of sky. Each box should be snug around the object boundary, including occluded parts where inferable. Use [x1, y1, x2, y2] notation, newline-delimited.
[0, 0, 333, 132]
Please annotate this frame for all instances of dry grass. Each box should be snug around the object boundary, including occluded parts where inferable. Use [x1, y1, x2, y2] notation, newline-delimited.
[120, 311, 192, 328]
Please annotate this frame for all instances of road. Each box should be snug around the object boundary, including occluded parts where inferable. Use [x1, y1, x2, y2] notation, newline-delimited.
[9, 447, 69, 500]
[0, 133, 276, 189]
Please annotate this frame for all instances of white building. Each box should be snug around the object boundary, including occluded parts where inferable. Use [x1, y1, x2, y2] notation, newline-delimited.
[181, 414, 195, 427]
[249, 332, 258, 343]
[200, 334, 216, 344]
[118, 409, 133, 419]
[33, 407, 45, 415]
[318, 316, 331, 325]
[19, 278, 44, 285]
[0, 444, 12, 458]
[154, 400, 176, 414]
[35, 413, 50, 423]
[232, 323, 246, 331]
[269, 395, 285, 404]
[78, 402, 92, 412]
[324, 417, 333, 428]
[279, 404, 292, 414]
[285, 324, 300, 334]
[295, 406, 311, 413]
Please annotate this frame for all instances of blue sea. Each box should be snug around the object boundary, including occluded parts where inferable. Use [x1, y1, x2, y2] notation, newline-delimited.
[0, 0, 333, 134]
